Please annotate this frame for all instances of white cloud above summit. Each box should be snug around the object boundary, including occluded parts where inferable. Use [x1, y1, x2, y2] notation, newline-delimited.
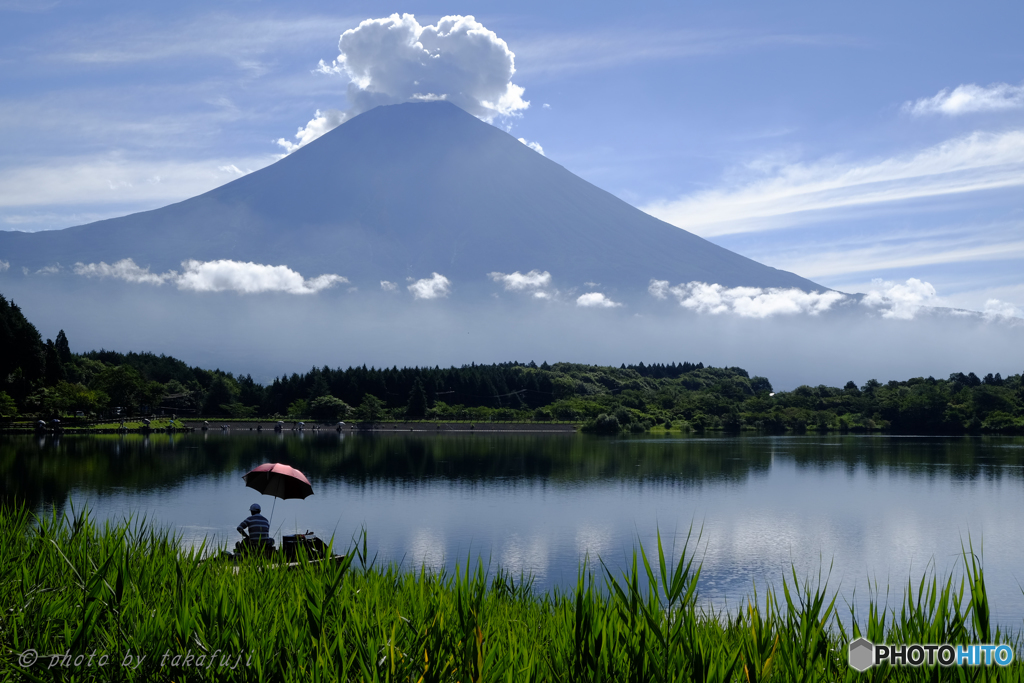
[278, 14, 528, 153]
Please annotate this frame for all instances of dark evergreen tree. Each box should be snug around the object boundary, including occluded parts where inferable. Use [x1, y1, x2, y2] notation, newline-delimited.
[307, 373, 331, 400]
[407, 378, 428, 418]
[44, 339, 66, 385]
[0, 295, 45, 400]
[237, 374, 264, 407]
[54, 330, 72, 364]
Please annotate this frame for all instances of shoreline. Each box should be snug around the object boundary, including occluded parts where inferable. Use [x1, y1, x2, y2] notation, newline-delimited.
[0, 420, 580, 435]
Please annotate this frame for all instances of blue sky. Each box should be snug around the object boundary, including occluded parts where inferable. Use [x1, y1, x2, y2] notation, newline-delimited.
[2, 0, 1022, 315]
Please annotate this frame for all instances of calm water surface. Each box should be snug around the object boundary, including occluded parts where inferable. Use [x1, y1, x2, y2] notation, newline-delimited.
[4, 432, 1024, 627]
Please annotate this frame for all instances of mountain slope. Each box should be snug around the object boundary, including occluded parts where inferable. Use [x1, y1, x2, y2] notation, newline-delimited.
[0, 101, 822, 294]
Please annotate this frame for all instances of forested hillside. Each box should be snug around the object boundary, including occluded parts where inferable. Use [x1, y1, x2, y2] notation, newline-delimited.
[1, 293, 1022, 434]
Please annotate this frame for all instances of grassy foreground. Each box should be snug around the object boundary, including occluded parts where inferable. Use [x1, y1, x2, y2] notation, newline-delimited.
[1, 507, 1020, 682]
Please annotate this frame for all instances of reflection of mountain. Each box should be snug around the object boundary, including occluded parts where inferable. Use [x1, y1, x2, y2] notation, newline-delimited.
[5, 434, 1023, 513]
[0, 102, 821, 296]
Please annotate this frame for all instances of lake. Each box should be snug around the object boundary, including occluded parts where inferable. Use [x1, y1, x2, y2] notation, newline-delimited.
[4, 431, 1024, 628]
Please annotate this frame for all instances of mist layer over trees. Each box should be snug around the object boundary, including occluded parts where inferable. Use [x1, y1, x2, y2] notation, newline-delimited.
[2, 293, 1022, 435]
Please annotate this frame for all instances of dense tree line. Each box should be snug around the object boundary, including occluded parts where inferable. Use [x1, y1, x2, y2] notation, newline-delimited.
[1, 292, 1022, 434]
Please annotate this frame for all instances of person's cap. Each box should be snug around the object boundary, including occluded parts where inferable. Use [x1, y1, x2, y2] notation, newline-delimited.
[250, 503, 261, 513]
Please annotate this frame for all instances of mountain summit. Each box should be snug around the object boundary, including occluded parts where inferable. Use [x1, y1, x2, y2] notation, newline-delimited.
[0, 101, 822, 295]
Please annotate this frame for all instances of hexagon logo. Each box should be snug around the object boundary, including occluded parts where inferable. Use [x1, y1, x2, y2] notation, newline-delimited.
[849, 638, 875, 672]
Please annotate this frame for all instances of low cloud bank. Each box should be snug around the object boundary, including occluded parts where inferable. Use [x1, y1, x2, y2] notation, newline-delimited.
[407, 272, 451, 299]
[905, 82, 1024, 116]
[54, 261, 1024, 320]
[279, 14, 527, 153]
[649, 280, 844, 318]
[72, 258, 347, 294]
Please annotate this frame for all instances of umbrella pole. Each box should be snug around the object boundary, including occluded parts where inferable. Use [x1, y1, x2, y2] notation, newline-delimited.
[268, 497, 278, 536]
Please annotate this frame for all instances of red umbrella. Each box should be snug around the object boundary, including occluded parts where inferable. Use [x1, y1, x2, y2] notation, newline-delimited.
[242, 463, 314, 530]
[243, 463, 314, 500]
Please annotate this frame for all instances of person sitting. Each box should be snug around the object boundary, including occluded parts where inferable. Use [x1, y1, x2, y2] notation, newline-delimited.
[235, 503, 274, 554]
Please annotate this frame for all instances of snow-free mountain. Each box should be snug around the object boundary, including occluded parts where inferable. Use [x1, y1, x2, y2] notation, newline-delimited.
[0, 101, 822, 296]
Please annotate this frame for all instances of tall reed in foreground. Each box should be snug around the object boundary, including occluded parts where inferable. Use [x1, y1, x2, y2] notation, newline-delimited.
[0, 505, 1020, 682]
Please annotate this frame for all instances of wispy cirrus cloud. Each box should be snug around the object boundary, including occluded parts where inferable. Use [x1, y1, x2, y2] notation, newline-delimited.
[643, 130, 1024, 237]
[73, 258, 347, 294]
[48, 14, 350, 71]
[512, 28, 851, 78]
[0, 12, 349, 230]
[0, 0, 60, 12]
[0, 155, 274, 214]
[904, 82, 1024, 116]
[748, 221, 1024, 280]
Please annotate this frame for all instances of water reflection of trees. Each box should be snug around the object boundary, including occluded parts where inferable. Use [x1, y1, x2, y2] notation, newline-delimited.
[784, 436, 1024, 481]
[3, 434, 1022, 511]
